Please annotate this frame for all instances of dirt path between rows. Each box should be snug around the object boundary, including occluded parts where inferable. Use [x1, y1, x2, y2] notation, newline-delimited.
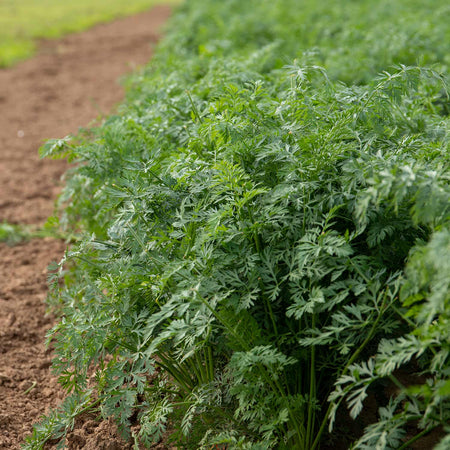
[0, 6, 171, 449]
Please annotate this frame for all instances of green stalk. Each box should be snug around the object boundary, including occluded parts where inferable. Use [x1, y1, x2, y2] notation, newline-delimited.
[186, 355, 204, 384]
[193, 350, 211, 384]
[72, 396, 101, 417]
[265, 294, 279, 337]
[248, 209, 279, 340]
[305, 314, 316, 447]
[195, 351, 207, 384]
[156, 353, 194, 393]
[157, 361, 192, 393]
[310, 292, 388, 450]
[397, 425, 440, 450]
[391, 304, 416, 327]
[206, 346, 214, 381]
[195, 290, 306, 447]
[186, 90, 203, 123]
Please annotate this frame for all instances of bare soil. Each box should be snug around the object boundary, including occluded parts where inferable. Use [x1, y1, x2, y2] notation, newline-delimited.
[0, 6, 171, 449]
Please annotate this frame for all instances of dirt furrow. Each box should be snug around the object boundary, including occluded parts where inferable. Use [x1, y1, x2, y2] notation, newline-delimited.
[0, 6, 171, 448]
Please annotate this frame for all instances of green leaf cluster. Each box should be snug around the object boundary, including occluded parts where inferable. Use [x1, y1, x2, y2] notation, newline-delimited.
[26, 0, 449, 448]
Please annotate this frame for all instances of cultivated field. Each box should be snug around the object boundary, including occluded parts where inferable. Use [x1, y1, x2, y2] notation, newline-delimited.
[2, 0, 449, 448]
[0, 0, 179, 67]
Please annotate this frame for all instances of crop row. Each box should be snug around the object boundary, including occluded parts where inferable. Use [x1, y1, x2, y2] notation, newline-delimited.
[27, 0, 449, 448]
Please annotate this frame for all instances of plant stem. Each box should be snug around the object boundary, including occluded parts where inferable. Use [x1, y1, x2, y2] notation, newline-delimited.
[310, 295, 387, 450]
[305, 314, 316, 447]
[186, 90, 203, 123]
[195, 290, 305, 446]
[23, 381, 37, 395]
[397, 425, 440, 450]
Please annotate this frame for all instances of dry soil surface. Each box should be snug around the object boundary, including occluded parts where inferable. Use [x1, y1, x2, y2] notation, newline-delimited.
[0, 6, 171, 449]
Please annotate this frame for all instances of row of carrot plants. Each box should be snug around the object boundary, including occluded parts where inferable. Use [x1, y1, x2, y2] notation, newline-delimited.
[27, 0, 449, 448]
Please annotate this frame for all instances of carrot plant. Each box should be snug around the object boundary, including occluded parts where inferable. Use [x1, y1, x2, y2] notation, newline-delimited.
[0, 222, 62, 245]
[26, 0, 449, 448]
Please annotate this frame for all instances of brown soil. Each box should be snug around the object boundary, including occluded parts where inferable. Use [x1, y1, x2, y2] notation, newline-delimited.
[0, 6, 171, 449]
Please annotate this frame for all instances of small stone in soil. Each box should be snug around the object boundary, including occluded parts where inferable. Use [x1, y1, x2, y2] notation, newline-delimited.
[38, 359, 52, 369]
[19, 380, 34, 391]
[0, 372, 11, 384]
[41, 387, 54, 398]
[6, 313, 16, 326]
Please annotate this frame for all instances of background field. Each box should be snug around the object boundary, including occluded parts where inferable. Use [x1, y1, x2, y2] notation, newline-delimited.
[0, 0, 179, 67]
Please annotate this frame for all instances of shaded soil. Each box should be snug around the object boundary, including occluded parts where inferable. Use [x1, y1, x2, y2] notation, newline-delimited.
[0, 6, 171, 449]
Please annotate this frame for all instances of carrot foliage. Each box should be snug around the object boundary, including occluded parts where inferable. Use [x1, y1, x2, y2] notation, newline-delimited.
[26, 0, 449, 448]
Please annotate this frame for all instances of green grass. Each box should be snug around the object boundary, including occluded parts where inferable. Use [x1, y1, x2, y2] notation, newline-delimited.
[0, 222, 32, 245]
[0, 221, 66, 245]
[0, 0, 180, 67]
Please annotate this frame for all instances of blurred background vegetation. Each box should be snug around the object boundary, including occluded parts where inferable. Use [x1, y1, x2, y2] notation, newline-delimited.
[0, 0, 180, 67]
